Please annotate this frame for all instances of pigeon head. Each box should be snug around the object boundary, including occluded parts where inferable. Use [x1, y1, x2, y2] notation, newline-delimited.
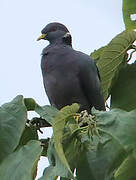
[37, 22, 71, 44]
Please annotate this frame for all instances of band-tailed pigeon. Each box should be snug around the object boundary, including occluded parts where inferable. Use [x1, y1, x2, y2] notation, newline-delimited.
[37, 22, 105, 112]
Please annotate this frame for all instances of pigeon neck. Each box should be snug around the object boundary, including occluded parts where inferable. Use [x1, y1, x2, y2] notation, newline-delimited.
[49, 37, 72, 47]
[49, 37, 63, 44]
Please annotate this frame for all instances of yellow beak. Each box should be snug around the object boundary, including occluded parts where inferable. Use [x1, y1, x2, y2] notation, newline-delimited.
[37, 34, 47, 41]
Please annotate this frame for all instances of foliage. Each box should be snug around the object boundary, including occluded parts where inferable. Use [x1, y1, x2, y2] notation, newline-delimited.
[1, 96, 136, 180]
[1, 0, 136, 180]
[0, 96, 42, 180]
[91, 31, 136, 101]
[111, 62, 136, 111]
[123, 0, 136, 30]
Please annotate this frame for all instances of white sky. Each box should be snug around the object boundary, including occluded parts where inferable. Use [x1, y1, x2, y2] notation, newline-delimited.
[0, 0, 125, 179]
[0, 0, 124, 106]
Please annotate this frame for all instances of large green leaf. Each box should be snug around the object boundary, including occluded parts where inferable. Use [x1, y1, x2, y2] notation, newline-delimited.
[0, 95, 27, 162]
[114, 152, 136, 180]
[97, 30, 136, 100]
[53, 104, 79, 178]
[111, 62, 136, 111]
[40, 114, 80, 180]
[24, 98, 37, 111]
[38, 166, 58, 180]
[38, 139, 73, 180]
[90, 46, 106, 61]
[123, 0, 136, 30]
[35, 105, 59, 125]
[76, 108, 136, 180]
[63, 128, 82, 170]
[0, 140, 42, 180]
[16, 125, 38, 150]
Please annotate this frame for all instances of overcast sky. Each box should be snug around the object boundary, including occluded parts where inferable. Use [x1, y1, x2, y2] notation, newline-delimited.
[0, 0, 124, 106]
[0, 0, 124, 179]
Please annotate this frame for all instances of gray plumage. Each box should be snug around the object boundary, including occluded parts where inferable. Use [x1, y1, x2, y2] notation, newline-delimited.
[37, 22, 105, 112]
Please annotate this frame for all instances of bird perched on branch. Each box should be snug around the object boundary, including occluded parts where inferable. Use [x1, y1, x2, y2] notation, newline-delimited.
[37, 22, 105, 113]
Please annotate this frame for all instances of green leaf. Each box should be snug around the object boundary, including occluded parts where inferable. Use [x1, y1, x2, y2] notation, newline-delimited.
[111, 62, 136, 111]
[123, 0, 136, 30]
[76, 132, 127, 180]
[114, 152, 136, 180]
[0, 140, 42, 180]
[90, 46, 106, 61]
[38, 166, 58, 180]
[24, 98, 37, 111]
[53, 104, 79, 178]
[39, 139, 73, 180]
[76, 108, 136, 180]
[0, 95, 27, 162]
[16, 125, 38, 149]
[35, 105, 59, 125]
[97, 30, 136, 100]
[93, 108, 136, 153]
